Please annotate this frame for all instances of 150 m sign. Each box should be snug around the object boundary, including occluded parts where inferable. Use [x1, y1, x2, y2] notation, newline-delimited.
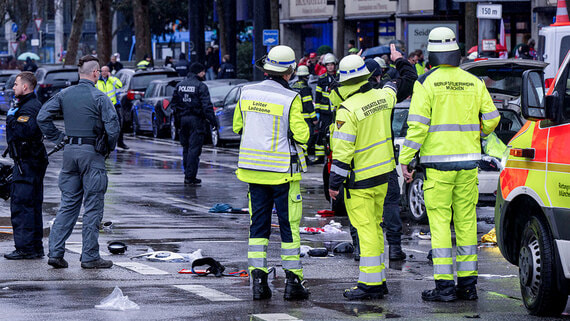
[477, 4, 502, 20]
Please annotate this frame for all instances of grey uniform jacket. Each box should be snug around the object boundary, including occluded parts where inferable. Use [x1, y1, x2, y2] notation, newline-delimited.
[37, 79, 120, 149]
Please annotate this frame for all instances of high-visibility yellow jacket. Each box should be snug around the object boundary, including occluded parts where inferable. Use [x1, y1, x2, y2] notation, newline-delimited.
[399, 66, 500, 170]
[137, 60, 150, 70]
[233, 79, 309, 185]
[329, 80, 397, 190]
[96, 76, 123, 105]
[415, 61, 426, 76]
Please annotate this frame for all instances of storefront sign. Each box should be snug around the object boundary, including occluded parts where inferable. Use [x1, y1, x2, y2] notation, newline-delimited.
[289, 0, 333, 18]
[477, 4, 502, 20]
[345, 0, 396, 15]
[409, 0, 433, 12]
[407, 22, 458, 56]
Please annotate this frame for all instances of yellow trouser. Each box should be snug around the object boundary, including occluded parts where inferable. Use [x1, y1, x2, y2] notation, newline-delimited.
[345, 183, 387, 286]
[424, 168, 478, 283]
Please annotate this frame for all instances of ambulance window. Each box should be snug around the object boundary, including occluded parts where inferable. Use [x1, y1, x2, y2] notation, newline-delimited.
[559, 36, 570, 65]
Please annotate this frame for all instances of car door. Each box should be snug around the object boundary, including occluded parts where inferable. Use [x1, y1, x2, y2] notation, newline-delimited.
[219, 87, 240, 139]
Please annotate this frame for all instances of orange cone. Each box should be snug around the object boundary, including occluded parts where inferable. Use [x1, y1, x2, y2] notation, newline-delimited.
[552, 0, 570, 26]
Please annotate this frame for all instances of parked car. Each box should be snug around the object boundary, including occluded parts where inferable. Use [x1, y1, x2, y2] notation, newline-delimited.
[0, 74, 17, 113]
[210, 81, 259, 147]
[132, 77, 183, 139]
[204, 79, 247, 108]
[0, 70, 19, 90]
[494, 51, 570, 316]
[115, 68, 179, 131]
[35, 66, 79, 103]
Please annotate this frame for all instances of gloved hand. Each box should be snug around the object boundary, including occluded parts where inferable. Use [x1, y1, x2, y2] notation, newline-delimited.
[7, 107, 18, 116]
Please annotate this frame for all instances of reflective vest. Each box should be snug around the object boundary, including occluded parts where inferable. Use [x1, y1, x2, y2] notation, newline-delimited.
[399, 66, 500, 169]
[330, 80, 397, 189]
[291, 79, 317, 122]
[96, 76, 122, 105]
[137, 60, 150, 70]
[236, 80, 308, 174]
[415, 61, 426, 76]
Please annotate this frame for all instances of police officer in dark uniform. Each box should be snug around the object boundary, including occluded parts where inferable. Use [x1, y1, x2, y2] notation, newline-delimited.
[170, 62, 218, 185]
[217, 54, 236, 79]
[175, 53, 190, 77]
[4, 72, 48, 260]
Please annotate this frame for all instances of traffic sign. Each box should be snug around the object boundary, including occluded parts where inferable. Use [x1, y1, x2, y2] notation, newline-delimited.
[477, 4, 502, 20]
[10, 42, 18, 54]
[482, 39, 497, 52]
[34, 18, 43, 31]
[263, 29, 279, 46]
[31, 39, 40, 46]
[11, 23, 18, 33]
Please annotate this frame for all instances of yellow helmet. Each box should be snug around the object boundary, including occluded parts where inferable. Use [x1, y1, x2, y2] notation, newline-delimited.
[296, 65, 310, 76]
[255, 45, 296, 75]
[338, 55, 369, 83]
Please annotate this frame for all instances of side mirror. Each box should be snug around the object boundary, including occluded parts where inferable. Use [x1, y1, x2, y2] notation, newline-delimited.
[521, 70, 548, 121]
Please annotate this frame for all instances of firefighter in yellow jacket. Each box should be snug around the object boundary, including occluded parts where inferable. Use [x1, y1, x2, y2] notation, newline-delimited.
[233, 45, 310, 301]
[328, 45, 402, 300]
[399, 27, 500, 302]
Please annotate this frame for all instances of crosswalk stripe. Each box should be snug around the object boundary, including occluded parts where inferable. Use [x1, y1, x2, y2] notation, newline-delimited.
[115, 262, 169, 275]
[173, 284, 242, 301]
[251, 314, 301, 321]
[66, 242, 110, 256]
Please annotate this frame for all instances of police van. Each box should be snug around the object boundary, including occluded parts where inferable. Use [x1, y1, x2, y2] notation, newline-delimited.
[495, 50, 570, 316]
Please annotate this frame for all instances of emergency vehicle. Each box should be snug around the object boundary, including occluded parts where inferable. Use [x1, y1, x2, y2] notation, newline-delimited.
[495, 49, 570, 316]
[538, 0, 570, 87]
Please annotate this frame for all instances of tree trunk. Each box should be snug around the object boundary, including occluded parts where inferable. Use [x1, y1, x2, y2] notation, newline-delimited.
[96, 0, 112, 65]
[269, 0, 279, 30]
[65, 0, 87, 66]
[133, 0, 151, 63]
[215, 0, 227, 57]
[464, 2, 477, 53]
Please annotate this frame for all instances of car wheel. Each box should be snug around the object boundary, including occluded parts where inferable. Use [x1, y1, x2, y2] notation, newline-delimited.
[152, 114, 159, 138]
[519, 216, 568, 316]
[170, 116, 177, 141]
[406, 172, 427, 223]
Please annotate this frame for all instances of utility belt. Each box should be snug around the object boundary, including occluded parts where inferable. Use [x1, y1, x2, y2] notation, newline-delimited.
[8, 139, 45, 160]
[68, 137, 97, 145]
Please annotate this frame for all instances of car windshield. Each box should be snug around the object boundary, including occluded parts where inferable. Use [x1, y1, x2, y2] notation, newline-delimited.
[467, 66, 530, 96]
[0, 74, 12, 83]
[45, 71, 79, 82]
[132, 73, 176, 90]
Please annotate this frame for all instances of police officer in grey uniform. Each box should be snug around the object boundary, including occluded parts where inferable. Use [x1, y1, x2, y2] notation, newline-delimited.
[37, 55, 120, 269]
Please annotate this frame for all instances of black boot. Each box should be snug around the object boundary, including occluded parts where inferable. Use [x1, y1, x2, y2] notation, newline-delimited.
[284, 271, 309, 301]
[389, 244, 407, 261]
[344, 283, 384, 300]
[379, 282, 389, 295]
[251, 269, 272, 300]
[456, 285, 478, 300]
[421, 281, 457, 302]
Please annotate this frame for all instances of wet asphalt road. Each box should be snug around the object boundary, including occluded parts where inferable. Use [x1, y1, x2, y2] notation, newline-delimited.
[0, 119, 569, 320]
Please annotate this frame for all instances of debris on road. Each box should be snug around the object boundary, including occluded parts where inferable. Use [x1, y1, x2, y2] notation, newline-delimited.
[130, 249, 203, 262]
[481, 227, 496, 244]
[95, 286, 140, 311]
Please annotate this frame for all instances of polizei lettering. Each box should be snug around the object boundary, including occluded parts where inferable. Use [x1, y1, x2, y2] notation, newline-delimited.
[361, 98, 388, 117]
[433, 81, 474, 91]
[178, 86, 196, 93]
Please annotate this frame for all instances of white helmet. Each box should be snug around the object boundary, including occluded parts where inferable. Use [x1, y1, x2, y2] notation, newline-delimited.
[374, 56, 387, 69]
[255, 45, 296, 75]
[296, 65, 309, 76]
[322, 53, 337, 65]
[338, 55, 370, 83]
[427, 27, 460, 66]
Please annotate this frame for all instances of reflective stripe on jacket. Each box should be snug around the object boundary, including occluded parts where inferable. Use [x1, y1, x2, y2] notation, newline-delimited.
[330, 80, 397, 190]
[399, 66, 500, 169]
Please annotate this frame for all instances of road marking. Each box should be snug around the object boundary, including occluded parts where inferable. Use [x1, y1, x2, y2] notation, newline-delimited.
[402, 248, 429, 254]
[166, 197, 211, 210]
[173, 284, 242, 301]
[115, 262, 169, 275]
[66, 242, 110, 256]
[479, 274, 517, 278]
[251, 314, 301, 321]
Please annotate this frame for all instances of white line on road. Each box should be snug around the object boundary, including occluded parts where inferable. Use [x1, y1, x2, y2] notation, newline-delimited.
[173, 284, 242, 301]
[251, 314, 301, 321]
[66, 242, 110, 256]
[114, 261, 170, 275]
[402, 248, 429, 254]
[166, 197, 211, 210]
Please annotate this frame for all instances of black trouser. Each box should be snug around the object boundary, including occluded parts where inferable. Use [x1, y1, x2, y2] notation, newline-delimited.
[11, 159, 48, 253]
[116, 104, 125, 146]
[305, 121, 317, 155]
[179, 115, 205, 180]
[317, 112, 334, 147]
